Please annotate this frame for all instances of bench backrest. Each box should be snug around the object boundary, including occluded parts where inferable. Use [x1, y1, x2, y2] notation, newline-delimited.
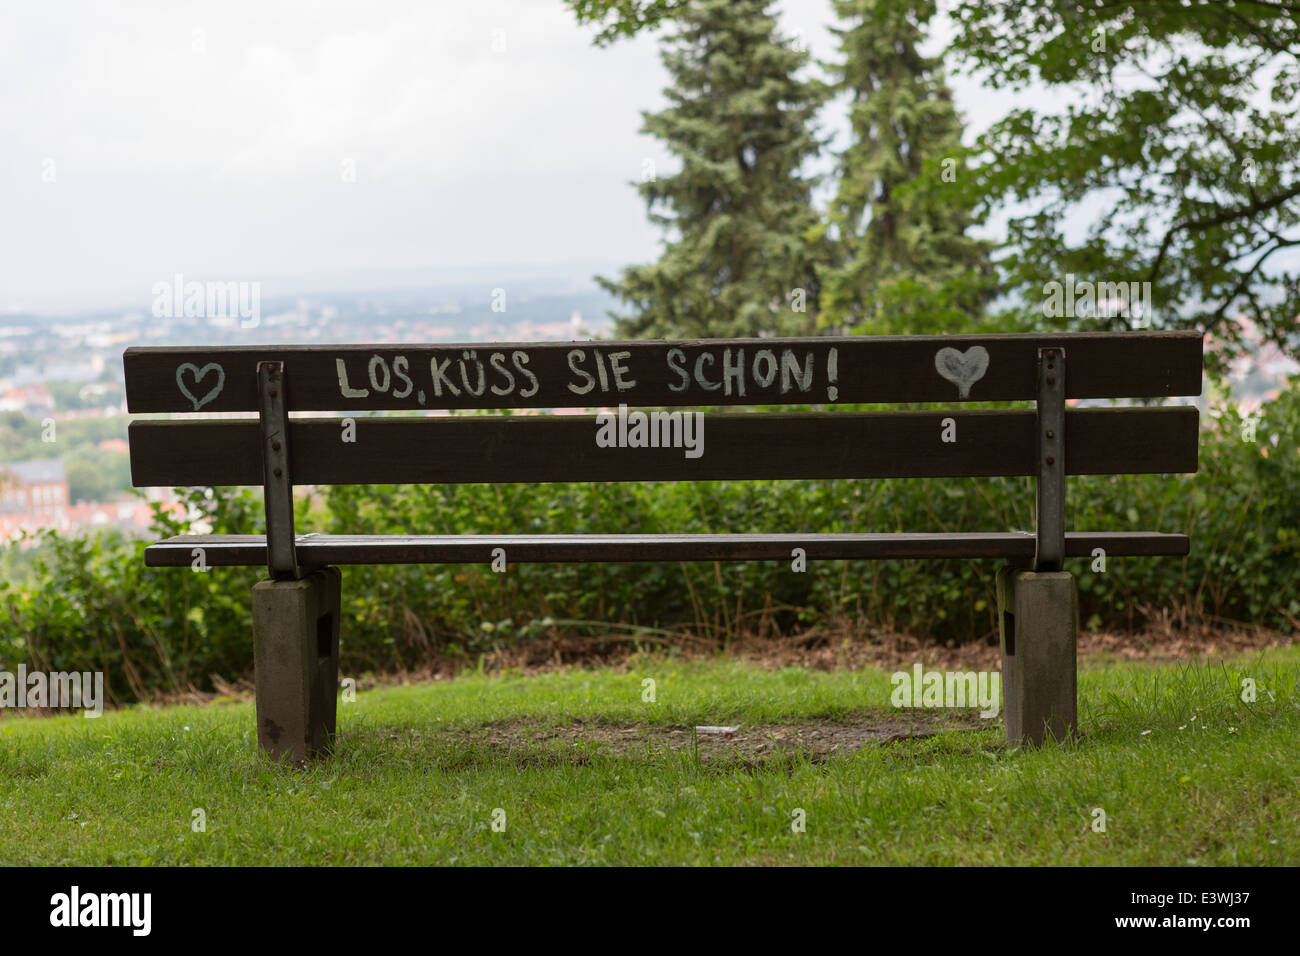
[125, 332, 1201, 480]
[124, 331, 1203, 574]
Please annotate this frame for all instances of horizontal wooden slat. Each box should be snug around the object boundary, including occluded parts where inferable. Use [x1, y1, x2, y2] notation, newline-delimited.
[123, 331, 1202, 412]
[145, 531, 1190, 567]
[129, 407, 1199, 487]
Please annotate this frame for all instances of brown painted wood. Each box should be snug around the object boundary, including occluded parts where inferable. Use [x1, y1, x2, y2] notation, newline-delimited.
[145, 530, 1190, 567]
[128, 406, 1199, 488]
[123, 331, 1203, 412]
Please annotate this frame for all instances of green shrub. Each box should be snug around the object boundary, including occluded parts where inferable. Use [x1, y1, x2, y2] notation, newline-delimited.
[3, 378, 1296, 702]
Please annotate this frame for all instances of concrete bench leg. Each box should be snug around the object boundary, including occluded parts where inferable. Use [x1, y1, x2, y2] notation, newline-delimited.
[252, 567, 341, 761]
[997, 567, 1077, 746]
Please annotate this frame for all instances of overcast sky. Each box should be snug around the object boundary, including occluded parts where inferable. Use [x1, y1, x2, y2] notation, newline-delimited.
[1, 0, 1031, 312]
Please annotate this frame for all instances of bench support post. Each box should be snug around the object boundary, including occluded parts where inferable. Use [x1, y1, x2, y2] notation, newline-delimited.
[998, 566, 1077, 745]
[252, 566, 341, 761]
[1034, 347, 1065, 571]
[258, 360, 299, 580]
[997, 345, 1078, 746]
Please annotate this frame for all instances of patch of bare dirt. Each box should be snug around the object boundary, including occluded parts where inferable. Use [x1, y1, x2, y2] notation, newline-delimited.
[445, 710, 991, 763]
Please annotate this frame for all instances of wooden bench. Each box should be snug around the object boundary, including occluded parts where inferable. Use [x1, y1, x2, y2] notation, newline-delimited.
[124, 332, 1202, 759]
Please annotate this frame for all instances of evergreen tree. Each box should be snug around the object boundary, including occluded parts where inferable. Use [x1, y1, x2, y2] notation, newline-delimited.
[599, 0, 827, 339]
[820, 0, 994, 335]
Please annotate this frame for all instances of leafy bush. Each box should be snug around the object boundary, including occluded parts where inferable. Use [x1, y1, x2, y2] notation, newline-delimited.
[3, 379, 1297, 702]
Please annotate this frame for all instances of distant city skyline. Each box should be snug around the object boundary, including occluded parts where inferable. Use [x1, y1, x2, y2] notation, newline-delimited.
[0, 260, 626, 318]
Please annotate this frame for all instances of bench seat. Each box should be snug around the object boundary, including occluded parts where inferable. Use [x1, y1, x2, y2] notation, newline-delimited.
[146, 530, 1190, 567]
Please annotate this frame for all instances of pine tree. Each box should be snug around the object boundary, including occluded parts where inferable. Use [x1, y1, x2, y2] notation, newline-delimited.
[820, 0, 994, 335]
[599, 0, 827, 339]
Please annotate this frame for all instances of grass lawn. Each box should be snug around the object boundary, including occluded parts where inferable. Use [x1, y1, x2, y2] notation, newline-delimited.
[1, 646, 1297, 865]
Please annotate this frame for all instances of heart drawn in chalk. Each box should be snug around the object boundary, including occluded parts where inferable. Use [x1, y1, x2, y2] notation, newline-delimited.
[933, 346, 989, 399]
[175, 362, 226, 410]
